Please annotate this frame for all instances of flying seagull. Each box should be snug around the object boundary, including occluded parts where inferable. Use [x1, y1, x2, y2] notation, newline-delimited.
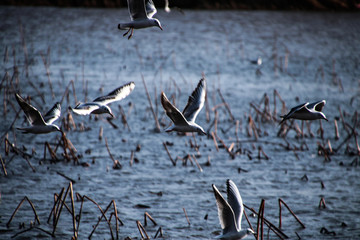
[15, 93, 61, 134]
[71, 82, 135, 118]
[161, 78, 206, 135]
[212, 179, 255, 240]
[118, 0, 163, 39]
[280, 100, 328, 125]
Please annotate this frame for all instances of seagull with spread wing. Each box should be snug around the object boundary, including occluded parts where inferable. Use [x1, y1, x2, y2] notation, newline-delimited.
[71, 82, 135, 118]
[118, 0, 163, 39]
[280, 100, 328, 125]
[212, 179, 255, 240]
[15, 93, 61, 134]
[161, 78, 206, 135]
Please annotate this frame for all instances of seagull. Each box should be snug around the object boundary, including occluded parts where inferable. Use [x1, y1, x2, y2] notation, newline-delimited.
[212, 179, 255, 240]
[279, 100, 328, 125]
[161, 78, 206, 135]
[15, 93, 61, 134]
[118, 0, 163, 39]
[70, 82, 135, 118]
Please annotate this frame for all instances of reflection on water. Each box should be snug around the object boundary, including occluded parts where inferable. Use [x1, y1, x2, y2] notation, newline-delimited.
[0, 6, 360, 239]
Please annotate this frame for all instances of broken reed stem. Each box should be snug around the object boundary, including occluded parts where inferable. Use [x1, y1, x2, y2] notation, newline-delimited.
[105, 137, 121, 169]
[244, 204, 288, 239]
[142, 74, 161, 132]
[56, 171, 76, 183]
[144, 212, 157, 226]
[217, 89, 234, 121]
[211, 131, 219, 152]
[183, 207, 191, 225]
[154, 227, 163, 238]
[162, 142, 176, 166]
[256, 199, 265, 240]
[278, 198, 305, 229]
[191, 154, 203, 172]
[136, 220, 149, 239]
[69, 182, 77, 240]
[7, 196, 41, 228]
[0, 154, 7, 176]
[40, 51, 55, 99]
[319, 197, 326, 209]
[113, 200, 119, 240]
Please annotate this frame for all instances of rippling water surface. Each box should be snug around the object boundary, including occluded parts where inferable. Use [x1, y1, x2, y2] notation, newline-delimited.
[0, 6, 359, 239]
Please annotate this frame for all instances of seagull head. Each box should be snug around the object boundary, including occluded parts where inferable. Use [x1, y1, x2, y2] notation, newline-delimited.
[152, 19, 163, 30]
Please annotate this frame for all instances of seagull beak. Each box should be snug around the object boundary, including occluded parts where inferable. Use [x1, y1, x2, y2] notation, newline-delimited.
[109, 113, 115, 118]
[159, 25, 163, 31]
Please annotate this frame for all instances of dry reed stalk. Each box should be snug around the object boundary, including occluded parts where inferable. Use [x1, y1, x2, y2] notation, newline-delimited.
[211, 131, 219, 152]
[144, 212, 157, 226]
[99, 126, 103, 141]
[319, 197, 326, 209]
[105, 137, 122, 169]
[44, 142, 58, 161]
[86, 196, 115, 240]
[56, 171, 76, 183]
[40, 51, 55, 99]
[11, 226, 54, 238]
[69, 182, 77, 240]
[217, 89, 234, 122]
[334, 119, 340, 140]
[0, 154, 7, 176]
[142, 74, 161, 132]
[244, 204, 288, 239]
[19, 23, 29, 77]
[183, 207, 191, 225]
[118, 105, 129, 130]
[47, 188, 64, 224]
[256, 199, 265, 240]
[136, 220, 149, 239]
[153, 227, 163, 238]
[278, 198, 305, 229]
[338, 107, 350, 134]
[242, 208, 254, 233]
[130, 150, 134, 166]
[6, 196, 41, 228]
[162, 142, 176, 166]
[191, 154, 203, 172]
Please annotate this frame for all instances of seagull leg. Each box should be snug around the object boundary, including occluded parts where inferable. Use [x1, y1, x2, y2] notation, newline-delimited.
[128, 28, 134, 40]
[123, 28, 131, 37]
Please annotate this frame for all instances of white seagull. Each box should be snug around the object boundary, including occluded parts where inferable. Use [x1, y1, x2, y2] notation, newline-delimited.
[280, 100, 328, 125]
[161, 78, 206, 135]
[212, 179, 255, 240]
[15, 93, 61, 134]
[71, 82, 135, 118]
[118, 0, 163, 39]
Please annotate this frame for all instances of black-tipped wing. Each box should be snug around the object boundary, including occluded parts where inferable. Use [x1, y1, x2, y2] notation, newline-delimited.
[212, 184, 238, 235]
[43, 102, 61, 124]
[226, 179, 243, 231]
[161, 92, 188, 126]
[128, 0, 148, 20]
[279, 102, 308, 124]
[182, 78, 206, 123]
[15, 93, 46, 126]
[93, 82, 135, 105]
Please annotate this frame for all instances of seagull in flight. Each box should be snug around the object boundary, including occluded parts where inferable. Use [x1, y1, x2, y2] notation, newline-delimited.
[71, 82, 135, 118]
[118, 0, 163, 39]
[15, 93, 61, 134]
[161, 78, 206, 135]
[212, 179, 255, 240]
[280, 100, 328, 125]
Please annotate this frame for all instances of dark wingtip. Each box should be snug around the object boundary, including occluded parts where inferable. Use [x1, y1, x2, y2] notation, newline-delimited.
[118, 24, 121, 29]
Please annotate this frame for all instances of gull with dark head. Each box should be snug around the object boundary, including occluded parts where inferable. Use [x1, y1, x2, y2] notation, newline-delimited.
[71, 82, 135, 118]
[118, 0, 163, 39]
[15, 93, 61, 134]
[161, 78, 206, 135]
[280, 100, 328, 125]
[212, 179, 255, 240]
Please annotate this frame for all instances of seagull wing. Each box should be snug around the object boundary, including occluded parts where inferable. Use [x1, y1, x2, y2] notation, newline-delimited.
[145, 0, 157, 18]
[226, 179, 243, 231]
[212, 184, 238, 235]
[15, 93, 46, 126]
[128, 0, 148, 20]
[71, 103, 100, 116]
[161, 92, 188, 126]
[182, 78, 206, 123]
[43, 102, 61, 124]
[93, 82, 135, 106]
[307, 100, 326, 112]
[279, 102, 308, 124]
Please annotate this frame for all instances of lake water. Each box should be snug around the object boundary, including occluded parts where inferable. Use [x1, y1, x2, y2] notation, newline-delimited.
[0, 6, 359, 239]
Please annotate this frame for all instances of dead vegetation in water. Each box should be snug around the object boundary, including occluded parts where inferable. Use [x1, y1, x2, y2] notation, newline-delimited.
[6, 182, 163, 239]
